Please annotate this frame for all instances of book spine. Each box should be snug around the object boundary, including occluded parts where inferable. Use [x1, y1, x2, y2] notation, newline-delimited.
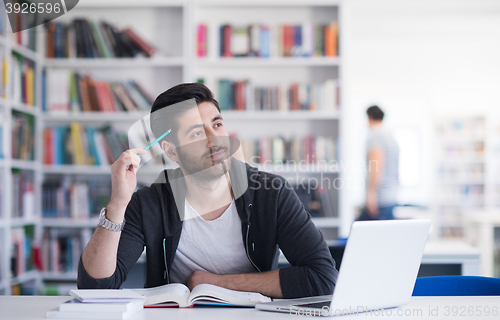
[124, 28, 156, 57]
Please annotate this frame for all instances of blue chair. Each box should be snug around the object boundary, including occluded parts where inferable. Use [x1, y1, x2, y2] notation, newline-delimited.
[412, 276, 500, 296]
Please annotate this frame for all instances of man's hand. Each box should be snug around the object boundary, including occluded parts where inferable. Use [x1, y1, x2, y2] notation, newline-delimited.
[185, 269, 283, 298]
[366, 190, 379, 217]
[186, 270, 219, 291]
[108, 148, 146, 216]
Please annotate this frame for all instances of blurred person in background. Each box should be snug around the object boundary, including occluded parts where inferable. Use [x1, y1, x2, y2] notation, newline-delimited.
[358, 105, 399, 221]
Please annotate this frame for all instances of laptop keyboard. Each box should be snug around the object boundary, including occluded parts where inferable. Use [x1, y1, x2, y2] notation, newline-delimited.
[293, 301, 331, 309]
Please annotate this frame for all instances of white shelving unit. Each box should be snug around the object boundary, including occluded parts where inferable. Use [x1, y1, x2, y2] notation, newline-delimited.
[0, 16, 44, 295]
[434, 117, 486, 239]
[1, 0, 346, 294]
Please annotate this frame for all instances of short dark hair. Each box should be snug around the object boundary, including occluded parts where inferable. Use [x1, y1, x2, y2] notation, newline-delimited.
[366, 105, 384, 121]
[150, 83, 220, 146]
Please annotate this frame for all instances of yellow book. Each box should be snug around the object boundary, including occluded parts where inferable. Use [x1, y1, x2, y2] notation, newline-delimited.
[2, 57, 7, 98]
[26, 66, 34, 106]
[70, 122, 85, 166]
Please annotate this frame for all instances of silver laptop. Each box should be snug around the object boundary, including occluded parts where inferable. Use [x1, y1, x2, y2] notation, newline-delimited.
[256, 219, 431, 316]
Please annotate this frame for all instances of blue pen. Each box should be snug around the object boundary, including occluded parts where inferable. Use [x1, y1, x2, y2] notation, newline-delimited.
[143, 129, 171, 152]
[133, 129, 171, 159]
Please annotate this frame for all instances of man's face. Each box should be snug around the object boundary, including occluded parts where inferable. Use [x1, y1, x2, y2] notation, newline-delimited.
[169, 102, 231, 181]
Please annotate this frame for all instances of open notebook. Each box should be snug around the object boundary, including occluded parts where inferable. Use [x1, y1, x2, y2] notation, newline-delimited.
[132, 283, 272, 308]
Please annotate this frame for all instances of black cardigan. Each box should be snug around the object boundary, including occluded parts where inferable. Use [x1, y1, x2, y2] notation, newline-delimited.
[77, 160, 338, 299]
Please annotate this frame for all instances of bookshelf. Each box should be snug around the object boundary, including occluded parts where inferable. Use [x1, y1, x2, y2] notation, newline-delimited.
[0, 4, 44, 294]
[1, 0, 346, 295]
[434, 117, 486, 239]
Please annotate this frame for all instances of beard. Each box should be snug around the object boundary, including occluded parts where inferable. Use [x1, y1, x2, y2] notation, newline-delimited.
[177, 144, 232, 183]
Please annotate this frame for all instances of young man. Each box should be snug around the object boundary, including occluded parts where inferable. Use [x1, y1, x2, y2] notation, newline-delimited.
[358, 105, 400, 221]
[78, 83, 338, 299]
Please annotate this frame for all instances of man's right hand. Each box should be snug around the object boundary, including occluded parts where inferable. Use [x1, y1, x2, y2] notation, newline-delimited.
[108, 148, 147, 215]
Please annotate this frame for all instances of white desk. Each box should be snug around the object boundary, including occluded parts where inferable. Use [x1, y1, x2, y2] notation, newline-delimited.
[421, 240, 481, 276]
[1, 296, 499, 319]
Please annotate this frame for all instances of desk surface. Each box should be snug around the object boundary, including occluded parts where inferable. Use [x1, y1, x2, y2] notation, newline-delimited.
[1, 296, 499, 319]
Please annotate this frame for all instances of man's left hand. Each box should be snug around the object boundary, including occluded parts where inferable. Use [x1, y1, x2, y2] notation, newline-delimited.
[186, 270, 219, 291]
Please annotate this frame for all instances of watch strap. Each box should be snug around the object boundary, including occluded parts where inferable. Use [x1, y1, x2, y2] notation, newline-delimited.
[98, 207, 126, 232]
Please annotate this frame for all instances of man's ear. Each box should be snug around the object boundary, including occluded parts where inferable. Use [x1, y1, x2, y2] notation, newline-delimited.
[162, 140, 179, 162]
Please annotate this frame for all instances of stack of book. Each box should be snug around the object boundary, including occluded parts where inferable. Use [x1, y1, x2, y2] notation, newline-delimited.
[11, 111, 35, 161]
[239, 135, 337, 165]
[44, 71, 154, 113]
[197, 22, 338, 58]
[9, 12, 37, 51]
[42, 177, 110, 219]
[41, 229, 92, 276]
[11, 169, 34, 219]
[11, 225, 36, 278]
[47, 290, 145, 319]
[43, 124, 127, 166]
[45, 19, 156, 58]
[218, 79, 339, 111]
[11, 53, 36, 106]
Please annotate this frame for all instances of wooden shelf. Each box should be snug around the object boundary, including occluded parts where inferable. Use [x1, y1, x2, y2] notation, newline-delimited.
[10, 270, 39, 286]
[43, 165, 112, 175]
[11, 43, 39, 62]
[44, 57, 185, 68]
[43, 111, 149, 123]
[254, 163, 339, 174]
[11, 159, 37, 170]
[11, 103, 38, 116]
[40, 272, 77, 281]
[43, 164, 173, 175]
[197, 0, 341, 7]
[196, 57, 339, 67]
[42, 218, 99, 228]
[11, 217, 39, 227]
[222, 110, 339, 120]
[79, 0, 185, 7]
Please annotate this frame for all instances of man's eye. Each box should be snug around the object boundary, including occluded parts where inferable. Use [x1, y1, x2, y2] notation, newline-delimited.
[215, 123, 222, 128]
[193, 130, 202, 137]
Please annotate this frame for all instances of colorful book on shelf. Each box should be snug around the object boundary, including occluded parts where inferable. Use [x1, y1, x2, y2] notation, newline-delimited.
[45, 70, 154, 113]
[11, 112, 35, 161]
[46, 19, 155, 58]
[213, 22, 337, 58]
[217, 79, 339, 111]
[43, 124, 129, 166]
[238, 135, 336, 165]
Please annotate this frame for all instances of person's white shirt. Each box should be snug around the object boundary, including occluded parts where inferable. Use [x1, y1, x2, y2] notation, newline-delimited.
[170, 199, 255, 284]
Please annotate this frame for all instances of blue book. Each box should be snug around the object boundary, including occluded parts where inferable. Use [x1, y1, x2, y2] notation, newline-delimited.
[294, 25, 302, 56]
[86, 126, 100, 166]
[0, 125, 3, 158]
[259, 27, 270, 58]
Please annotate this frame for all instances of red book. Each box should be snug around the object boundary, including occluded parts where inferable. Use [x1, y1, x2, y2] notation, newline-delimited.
[197, 24, 207, 57]
[94, 82, 107, 111]
[103, 83, 117, 112]
[44, 129, 53, 164]
[283, 25, 294, 57]
[124, 28, 156, 57]
[16, 12, 21, 44]
[223, 25, 233, 57]
[290, 83, 299, 110]
[236, 81, 244, 110]
[78, 77, 92, 112]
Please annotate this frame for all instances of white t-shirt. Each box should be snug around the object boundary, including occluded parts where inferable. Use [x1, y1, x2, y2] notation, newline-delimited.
[169, 199, 256, 284]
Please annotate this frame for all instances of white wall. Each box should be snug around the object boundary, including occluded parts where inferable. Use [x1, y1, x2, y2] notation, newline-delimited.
[341, 0, 500, 227]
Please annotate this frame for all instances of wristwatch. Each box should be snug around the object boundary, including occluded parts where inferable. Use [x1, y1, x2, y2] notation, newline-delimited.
[97, 207, 126, 232]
